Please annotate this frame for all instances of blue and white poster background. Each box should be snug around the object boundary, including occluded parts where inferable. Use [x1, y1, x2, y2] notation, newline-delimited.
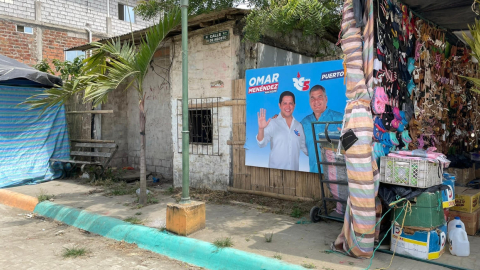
[244, 60, 347, 172]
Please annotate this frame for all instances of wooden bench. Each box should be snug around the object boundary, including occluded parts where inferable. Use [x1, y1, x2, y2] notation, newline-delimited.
[51, 139, 118, 176]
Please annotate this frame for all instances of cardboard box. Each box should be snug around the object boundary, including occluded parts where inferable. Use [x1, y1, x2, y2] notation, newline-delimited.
[391, 223, 447, 260]
[447, 167, 475, 185]
[451, 187, 480, 213]
[448, 208, 480, 236]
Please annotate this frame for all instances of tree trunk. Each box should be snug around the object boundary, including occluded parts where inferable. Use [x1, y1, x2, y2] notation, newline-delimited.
[138, 98, 147, 205]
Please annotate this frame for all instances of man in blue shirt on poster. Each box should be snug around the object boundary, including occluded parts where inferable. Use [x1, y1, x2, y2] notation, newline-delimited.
[301, 85, 343, 173]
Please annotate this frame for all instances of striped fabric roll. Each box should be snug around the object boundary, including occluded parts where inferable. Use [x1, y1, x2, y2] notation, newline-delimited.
[333, 0, 381, 258]
[0, 85, 70, 188]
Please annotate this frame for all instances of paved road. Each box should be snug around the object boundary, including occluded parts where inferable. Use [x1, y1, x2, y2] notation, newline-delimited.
[0, 204, 203, 270]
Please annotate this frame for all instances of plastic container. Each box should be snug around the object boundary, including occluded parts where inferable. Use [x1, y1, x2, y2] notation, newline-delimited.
[449, 225, 470, 256]
[379, 156, 443, 188]
[448, 217, 465, 240]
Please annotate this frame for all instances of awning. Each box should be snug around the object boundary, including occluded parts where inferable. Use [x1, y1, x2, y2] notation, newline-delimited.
[401, 0, 479, 31]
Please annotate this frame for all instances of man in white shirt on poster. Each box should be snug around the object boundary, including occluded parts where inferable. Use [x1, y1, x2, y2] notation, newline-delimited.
[256, 91, 308, 171]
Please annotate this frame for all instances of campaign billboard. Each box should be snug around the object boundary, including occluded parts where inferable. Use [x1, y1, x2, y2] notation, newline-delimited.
[244, 60, 347, 173]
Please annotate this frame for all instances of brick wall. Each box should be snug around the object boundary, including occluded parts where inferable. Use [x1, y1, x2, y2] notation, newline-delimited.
[42, 29, 88, 61]
[0, 19, 37, 65]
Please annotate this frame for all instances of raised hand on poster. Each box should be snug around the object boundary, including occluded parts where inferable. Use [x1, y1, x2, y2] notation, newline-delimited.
[257, 108, 271, 129]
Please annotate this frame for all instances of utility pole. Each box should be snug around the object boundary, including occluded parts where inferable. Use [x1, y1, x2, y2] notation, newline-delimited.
[180, 0, 190, 203]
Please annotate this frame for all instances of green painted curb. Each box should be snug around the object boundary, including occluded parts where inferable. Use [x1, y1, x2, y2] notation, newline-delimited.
[34, 201, 305, 270]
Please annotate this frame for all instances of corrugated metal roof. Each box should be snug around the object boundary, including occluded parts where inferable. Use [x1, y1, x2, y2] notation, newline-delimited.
[67, 8, 249, 51]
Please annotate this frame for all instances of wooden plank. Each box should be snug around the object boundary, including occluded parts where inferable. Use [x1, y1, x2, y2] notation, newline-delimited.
[227, 140, 245, 145]
[233, 145, 241, 188]
[232, 104, 240, 124]
[238, 105, 246, 125]
[187, 100, 245, 109]
[71, 139, 115, 143]
[74, 143, 117, 148]
[244, 172, 252, 191]
[232, 123, 240, 141]
[71, 151, 112, 158]
[312, 173, 323, 200]
[305, 173, 317, 199]
[295, 171, 305, 198]
[50, 159, 101, 165]
[66, 110, 113, 114]
[227, 187, 314, 202]
[239, 148, 246, 190]
[283, 170, 296, 196]
[238, 123, 246, 141]
[237, 79, 246, 99]
[269, 169, 283, 194]
[253, 167, 269, 192]
[232, 79, 240, 99]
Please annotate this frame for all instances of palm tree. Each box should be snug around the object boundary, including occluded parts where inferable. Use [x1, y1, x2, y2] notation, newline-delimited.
[461, 19, 480, 93]
[26, 8, 182, 204]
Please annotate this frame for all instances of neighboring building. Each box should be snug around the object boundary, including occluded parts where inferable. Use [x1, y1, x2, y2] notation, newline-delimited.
[68, 8, 340, 198]
[0, 0, 151, 66]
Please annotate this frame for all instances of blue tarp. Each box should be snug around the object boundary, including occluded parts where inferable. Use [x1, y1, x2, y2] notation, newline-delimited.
[0, 85, 70, 188]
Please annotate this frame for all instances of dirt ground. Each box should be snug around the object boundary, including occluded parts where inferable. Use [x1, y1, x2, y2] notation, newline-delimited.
[7, 174, 476, 270]
[0, 204, 203, 270]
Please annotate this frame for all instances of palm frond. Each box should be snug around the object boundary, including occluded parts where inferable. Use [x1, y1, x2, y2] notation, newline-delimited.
[134, 7, 182, 85]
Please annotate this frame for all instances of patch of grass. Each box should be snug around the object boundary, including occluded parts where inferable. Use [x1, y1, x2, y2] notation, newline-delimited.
[301, 263, 316, 269]
[147, 194, 159, 204]
[245, 238, 250, 242]
[107, 182, 135, 196]
[62, 247, 88, 258]
[264, 232, 273, 243]
[163, 186, 175, 195]
[37, 189, 53, 202]
[348, 262, 354, 266]
[123, 217, 143, 225]
[273, 254, 282, 260]
[135, 212, 142, 216]
[213, 237, 233, 248]
[290, 205, 304, 218]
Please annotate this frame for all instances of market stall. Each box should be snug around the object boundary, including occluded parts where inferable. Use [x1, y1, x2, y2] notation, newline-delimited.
[325, 0, 480, 266]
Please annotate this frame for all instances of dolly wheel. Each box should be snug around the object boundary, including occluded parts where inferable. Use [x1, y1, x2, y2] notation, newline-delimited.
[310, 206, 322, 223]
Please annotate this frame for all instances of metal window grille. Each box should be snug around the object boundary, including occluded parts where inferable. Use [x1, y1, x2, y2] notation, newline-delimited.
[177, 98, 220, 155]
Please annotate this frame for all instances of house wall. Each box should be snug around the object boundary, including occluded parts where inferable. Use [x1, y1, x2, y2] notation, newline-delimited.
[170, 22, 237, 190]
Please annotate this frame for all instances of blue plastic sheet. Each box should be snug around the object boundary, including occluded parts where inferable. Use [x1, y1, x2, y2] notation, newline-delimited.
[0, 85, 70, 188]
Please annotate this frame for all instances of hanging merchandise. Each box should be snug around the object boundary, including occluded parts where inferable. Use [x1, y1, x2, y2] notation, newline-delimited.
[371, 0, 480, 157]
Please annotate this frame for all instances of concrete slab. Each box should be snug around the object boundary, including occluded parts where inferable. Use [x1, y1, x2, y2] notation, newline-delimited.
[5, 179, 477, 270]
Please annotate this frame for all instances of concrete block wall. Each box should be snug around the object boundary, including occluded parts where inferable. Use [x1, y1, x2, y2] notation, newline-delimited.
[124, 54, 173, 179]
[170, 23, 238, 190]
[0, 0, 151, 41]
[0, 19, 37, 65]
[0, 0, 35, 20]
[100, 84, 129, 168]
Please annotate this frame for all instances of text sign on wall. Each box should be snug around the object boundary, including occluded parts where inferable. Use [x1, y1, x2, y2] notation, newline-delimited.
[203, 30, 229, 45]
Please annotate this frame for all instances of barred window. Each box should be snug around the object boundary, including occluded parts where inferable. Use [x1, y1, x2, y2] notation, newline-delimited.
[177, 98, 220, 155]
[189, 109, 212, 144]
